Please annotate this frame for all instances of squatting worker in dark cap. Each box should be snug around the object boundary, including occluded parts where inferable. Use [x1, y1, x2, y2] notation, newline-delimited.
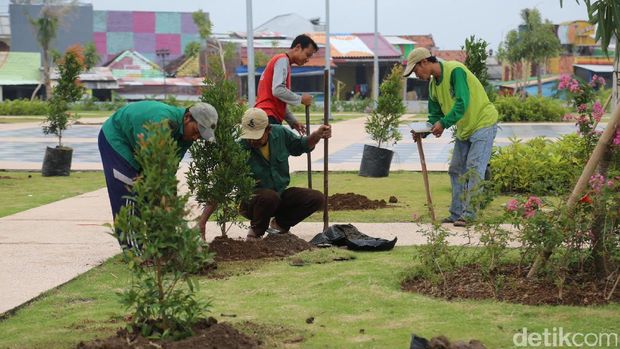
[98, 100, 218, 248]
[198, 107, 331, 240]
[404, 47, 498, 227]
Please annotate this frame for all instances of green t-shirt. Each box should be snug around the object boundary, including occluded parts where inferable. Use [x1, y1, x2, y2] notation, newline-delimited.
[428, 61, 498, 140]
[241, 125, 311, 193]
[101, 101, 193, 170]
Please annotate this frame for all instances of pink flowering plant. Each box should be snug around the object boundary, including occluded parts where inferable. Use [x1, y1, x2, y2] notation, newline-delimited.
[505, 196, 563, 261]
[504, 173, 619, 279]
[558, 74, 607, 150]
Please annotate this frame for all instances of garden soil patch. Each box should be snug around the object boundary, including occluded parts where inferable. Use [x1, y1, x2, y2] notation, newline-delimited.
[208, 233, 315, 262]
[328, 192, 388, 210]
[402, 264, 620, 306]
[77, 318, 261, 349]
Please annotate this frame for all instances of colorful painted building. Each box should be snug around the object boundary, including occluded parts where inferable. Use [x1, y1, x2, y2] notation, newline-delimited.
[9, 4, 202, 68]
[93, 10, 202, 64]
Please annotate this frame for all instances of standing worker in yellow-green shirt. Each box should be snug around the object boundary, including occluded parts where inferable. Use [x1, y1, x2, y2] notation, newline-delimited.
[404, 47, 498, 227]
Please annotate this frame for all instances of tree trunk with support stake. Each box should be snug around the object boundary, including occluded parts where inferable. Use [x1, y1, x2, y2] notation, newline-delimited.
[591, 148, 613, 277]
[614, 56, 619, 108]
[527, 102, 620, 278]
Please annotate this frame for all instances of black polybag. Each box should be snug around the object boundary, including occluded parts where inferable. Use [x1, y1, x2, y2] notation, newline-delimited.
[309, 224, 397, 251]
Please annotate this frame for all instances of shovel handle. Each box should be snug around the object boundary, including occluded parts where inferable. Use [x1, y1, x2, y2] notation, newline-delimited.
[415, 134, 436, 223]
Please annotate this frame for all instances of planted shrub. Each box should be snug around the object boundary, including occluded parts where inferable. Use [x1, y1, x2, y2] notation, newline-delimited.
[115, 122, 212, 339]
[365, 64, 406, 148]
[490, 134, 587, 195]
[44, 45, 86, 147]
[494, 95, 567, 122]
[187, 77, 254, 236]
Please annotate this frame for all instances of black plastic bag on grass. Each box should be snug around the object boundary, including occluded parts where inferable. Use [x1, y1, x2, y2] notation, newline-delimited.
[309, 224, 397, 251]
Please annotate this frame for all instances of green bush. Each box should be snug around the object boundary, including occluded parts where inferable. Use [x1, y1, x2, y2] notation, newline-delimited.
[333, 98, 373, 113]
[116, 122, 211, 339]
[188, 77, 254, 236]
[0, 99, 48, 115]
[490, 134, 587, 195]
[70, 95, 127, 112]
[365, 65, 406, 148]
[44, 46, 85, 147]
[494, 95, 567, 122]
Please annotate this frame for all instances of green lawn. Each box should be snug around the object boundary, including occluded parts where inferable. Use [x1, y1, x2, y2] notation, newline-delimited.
[0, 248, 618, 348]
[290, 171, 513, 223]
[0, 171, 105, 218]
[0, 117, 45, 124]
[0, 110, 112, 124]
[0, 170, 513, 223]
[306, 112, 365, 124]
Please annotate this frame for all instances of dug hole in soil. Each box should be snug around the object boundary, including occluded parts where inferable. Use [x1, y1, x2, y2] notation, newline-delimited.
[402, 264, 620, 306]
[77, 317, 261, 349]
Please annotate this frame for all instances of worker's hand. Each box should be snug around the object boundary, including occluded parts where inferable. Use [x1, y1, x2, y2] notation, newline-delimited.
[307, 124, 331, 148]
[431, 121, 444, 138]
[198, 203, 217, 241]
[301, 94, 313, 106]
[410, 130, 430, 143]
[291, 121, 307, 135]
[315, 124, 331, 139]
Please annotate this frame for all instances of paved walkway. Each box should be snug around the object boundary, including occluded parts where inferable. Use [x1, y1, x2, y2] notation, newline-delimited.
[0, 116, 585, 171]
[0, 116, 578, 316]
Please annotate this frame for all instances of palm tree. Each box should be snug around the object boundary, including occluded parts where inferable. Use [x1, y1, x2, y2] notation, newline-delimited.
[30, 6, 59, 100]
[29, 2, 76, 100]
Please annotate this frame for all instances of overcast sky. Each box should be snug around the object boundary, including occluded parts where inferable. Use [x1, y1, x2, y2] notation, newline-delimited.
[2, 0, 587, 50]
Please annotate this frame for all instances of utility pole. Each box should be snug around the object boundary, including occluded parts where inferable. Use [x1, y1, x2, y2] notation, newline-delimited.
[372, 0, 379, 107]
[156, 48, 170, 99]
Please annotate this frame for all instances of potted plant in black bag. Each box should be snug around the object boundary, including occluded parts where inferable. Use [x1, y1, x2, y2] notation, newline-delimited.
[359, 64, 406, 177]
[41, 45, 86, 176]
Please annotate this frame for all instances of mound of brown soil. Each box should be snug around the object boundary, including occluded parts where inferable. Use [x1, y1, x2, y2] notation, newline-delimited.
[402, 264, 620, 306]
[328, 193, 387, 210]
[208, 233, 315, 262]
[77, 318, 260, 349]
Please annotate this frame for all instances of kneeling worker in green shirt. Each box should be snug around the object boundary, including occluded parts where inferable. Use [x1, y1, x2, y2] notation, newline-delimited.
[238, 107, 331, 239]
[403, 47, 498, 227]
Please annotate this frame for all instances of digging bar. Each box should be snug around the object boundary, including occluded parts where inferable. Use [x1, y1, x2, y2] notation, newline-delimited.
[323, 69, 329, 231]
[306, 105, 312, 189]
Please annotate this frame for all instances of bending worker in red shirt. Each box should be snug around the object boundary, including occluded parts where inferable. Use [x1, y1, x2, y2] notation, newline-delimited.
[255, 34, 318, 135]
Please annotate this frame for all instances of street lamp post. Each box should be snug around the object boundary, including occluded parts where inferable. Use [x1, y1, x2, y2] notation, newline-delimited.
[156, 48, 170, 99]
